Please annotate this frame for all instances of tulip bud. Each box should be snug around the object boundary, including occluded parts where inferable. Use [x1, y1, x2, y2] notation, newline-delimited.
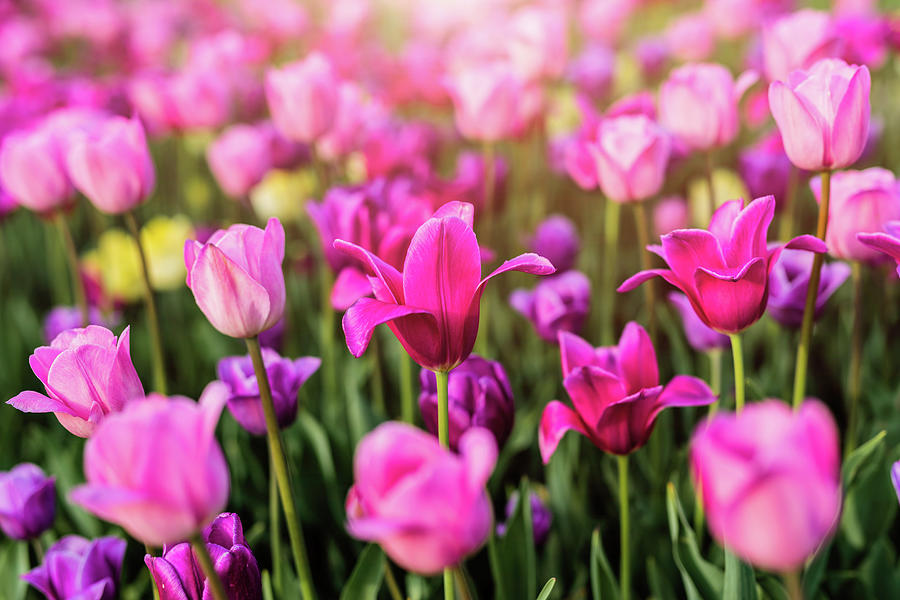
[0, 463, 55, 540]
[588, 114, 671, 203]
[496, 489, 552, 546]
[528, 215, 580, 273]
[265, 52, 340, 143]
[23, 536, 126, 600]
[207, 123, 273, 198]
[0, 125, 73, 214]
[445, 62, 524, 142]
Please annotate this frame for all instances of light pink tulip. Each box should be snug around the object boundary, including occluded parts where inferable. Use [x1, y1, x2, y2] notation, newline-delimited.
[768, 58, 870, 172]
[762, 10, 842, 82]
[8, 326, 143, 437]
[184, 218, 286, 339]
[0, 125, 73, 214]
[506, 6, 568, 82]
[445, 62, 523, 142]
[168, 69, 231, 131]
[691, 400, 841, 571]
[345, 422, 496, 574]
[665, 13, 715, 62]
[265, 52, 340, 143]
[70, 385, 230, 547]
[653, 196, 689, 236]
[206, 123, 273, 198]
[578, 0, 637, 45]
[588, 115, 671, 203]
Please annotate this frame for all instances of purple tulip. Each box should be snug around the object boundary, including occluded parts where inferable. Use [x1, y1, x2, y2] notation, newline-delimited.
[738, 132, 795, 209]
[767, 249, 851, 328]
[42, 306, 118, 344]
[22, 536, 126, 600]
[418, 355, 514, 451]
[858, 221, 900, 278]
[0, 463, 55, 540]
[217, 349, 320, 436]
[510, 271, 591, 343]
[7, 325, 144, 437]
[495, 490, 552, 546]
[668, 292, 730, 353]
[634, 36, 669, 81]
[146, 512, 262, 600]
[528, 215, 580, 273]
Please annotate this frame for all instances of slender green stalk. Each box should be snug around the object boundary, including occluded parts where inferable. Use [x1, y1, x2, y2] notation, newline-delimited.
[705, 151, 717, 222]
[792, 170, 831, 409]
[783, 570, 804, 600]
[383, 559, 404, 600]
[400, 352, 414, 424]
[369, 337, 385, 415]
[618, 455, 631, 600]
[434, 369, 454, 600]
[707, 348, 723, 419]
[270, 454, 283, 597]
[601, 198, 621, 346]
[30, 538, 43, 563]
[444, 570, 455, 600]
[320, 268, 337, 411]
[246, 337, 316, 600]
[54, 212, 89, 326]
[125, 212, 167, 394]
[191, 534, 228, 600]
[633, 202, 656, 342]
[846, 261, 864, 453]
[729, 334, 745, 413]
[778, 166, 800, 242]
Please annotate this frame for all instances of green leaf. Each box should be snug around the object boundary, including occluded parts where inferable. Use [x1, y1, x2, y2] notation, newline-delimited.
[647, 557, 678, 600]
[0, 541, 28, 600]
[757, 575, 790, 600]
[590, 528, 620, 600]
[296, 411, 344, 525]
[723, 551, 757, 600]
[339, 544, 384, 600]
[802, 542, 831, 599]
[666, 482, 723, 600]
[841, 430, 886, 489]
[536, 578, 557, 600]
[840, 431, 897, 549]
[488, 479, 539, 600]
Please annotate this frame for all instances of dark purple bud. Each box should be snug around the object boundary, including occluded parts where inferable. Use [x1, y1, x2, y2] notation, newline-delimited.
[767, 249, 850, 328]
[510, 271, 591, 343]
[528, 215, 580, 273]
[23, 535, 126, 600]
[496, 490, 552, 546]
[0, 463, 55, 540]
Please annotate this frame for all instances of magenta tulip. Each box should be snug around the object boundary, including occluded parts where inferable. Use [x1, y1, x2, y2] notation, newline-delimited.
[8, 326, 143, 437]
[265, 52, 339, 143]
[539, 323, 715, 461]
[858, 222, 900, 277]
[892, 461, 900, 505]
[345, 422, 496, 574]
[762, 10, 842, 83]
[336, 201, 555, 371]
[768, 58, 871, 172]
[184, 218, 285, 339]
[567, 44, 615, 102]
[65, 114, 155, 214]
[70, 384, 230, 547]
[619, 196, 827, 334]
[691, 400, 841, 571]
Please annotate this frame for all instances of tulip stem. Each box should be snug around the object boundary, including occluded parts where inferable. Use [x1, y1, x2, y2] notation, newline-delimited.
[125, 212, 167, 395]
[383, 559, 404, 600]
[707, 348, 723, 419]
[783, 570, 804, 600]
[618, 454, 631, 600]
[247, 337, 316, 600]
[792, 169, 831, 410]
[846, 261, 864, 454]
[778, 166, 800, 242]
[633, 202, 656, 342]
[270, 454, 284, 597]
[320, 268, 338, 418]
[444, 569, 455, 600]
[729, 334, 745, 413]
[705, 151, 717, 221]
[434, 368, 454, 600]
[454, 567, 473, 600]
[370, 337, 386, 415]
[601, 198, 621, 346]
[400, 352, 414, 424]
[191, 533, 228, 600]
[54, 212, 89, 327]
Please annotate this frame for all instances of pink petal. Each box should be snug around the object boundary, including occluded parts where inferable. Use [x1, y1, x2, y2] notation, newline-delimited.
[7, 390, 71, 414]
[657, 375, 717, 410]
[538, 400, 590, 464]
[558, 330, 601, 376]
[722, 196, 775, 267]
[334, 239, 404, 303]
[430, 201, 475, 228]
[477, 253, 556, 292]
[458, 427, 498, 491]
[617, 268, 685, 293]
[563, 365, 627, 432]
[617, 322, 659, 394]
[660, 229, 726, 285]
[784, 234, 828, 253]
[341, 297, 434, 358]
[857, 231, 900, 263]
[331, 267, 374, 311]
[830, 66, 870, 169]
[708, 200, 743, 245]
[768, 81, 826, 171]
[693, 257, 768, 333]
[258, 218, 286, 331]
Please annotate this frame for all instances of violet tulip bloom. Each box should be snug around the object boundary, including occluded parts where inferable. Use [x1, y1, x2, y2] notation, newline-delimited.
[738, 132, 794, 208]
[767, 249, 850, 328]
[184, 218, 285, 339]
[335, 201, 555, 372]
[217, 349, 320, 435]
[0, 124, 73, 214]
[858, 222, 900, 277]
[0, 463, 55, 540]
[539, 323, 715, 461]
[70, 384, 230, 547]
[43, 306, 117, 343]
[65, 114, 155, 214]
[691, 400, 841, 571]
[811, 168, 900, 263]
[588, 114, 671, 203]
[146, 512, 262, 600]
[496, 490, 552, 546]
[768, 58, 871, 172]
[346, 422, 497, 574]
[8, 325, 143, 437]
[418, 355, 514, 451]
[618, 196, 826, 334]
[23, 536, 126, 600]
[668, 293, 729, 353]
[510, 271, 591, 343]
[265, 52, 339, 143]
[762, 10, 842, 83]
[528, 215, 580, 273]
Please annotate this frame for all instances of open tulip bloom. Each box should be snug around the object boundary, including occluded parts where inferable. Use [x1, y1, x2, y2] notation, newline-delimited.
[618, 196, 827, 334]
[336, 201, 555, 372]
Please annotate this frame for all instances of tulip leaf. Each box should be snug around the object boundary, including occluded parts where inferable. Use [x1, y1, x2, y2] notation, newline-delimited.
[647, 556, 678, 600]
[840, 431, 896, 550]
[536, 578, 557, 600]
[339, 544, 384, 600]
[666, 482, 723, 600]
[841, 430, 886, 489]
[802, 541, 831, 599]
[756, 575, 790, 600]
[296, 411, 344, 525]
[0, 541, 28, 600]
[590, 528, 619, 600]
[489, 479, 539, 600]
[723, 550, 757, 600]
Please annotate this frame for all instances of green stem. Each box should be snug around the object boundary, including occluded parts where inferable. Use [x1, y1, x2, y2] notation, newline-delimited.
[729, 334, 745, 413]
[320, 268, 337, 415]
[125, 212, 167, 394]
[30, 538, 43, 563]
[601, 198, 621, 346]
[633, 202, 656, 342]
[191, 534, 228, 600]
[383, 559, 404, 600]
[778, 166, 800, 242]
[435, 368, 454, 600]
[846, 261, 863, 454]
[618, 454, 631, 600]
[792, 169, 831, 410]
[400, 352, 415, 424]
[444, 569, 455, 600]
[369, 337, 385, 415]
[270, 453, 283, 597]
[54, 212, 89, 326]
[707, 348, 723, 419]
[784, 570, 804, 600]
[246, 337, 316, 600]
[453, 567, 473, 600]
[705, 151, 717, 222]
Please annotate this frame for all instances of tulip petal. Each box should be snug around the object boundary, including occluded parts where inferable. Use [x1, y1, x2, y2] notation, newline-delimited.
[342, 297, 434, 358]
[558, 330, 601, 375]
[591, 387, 663, 454]
[617, 268, 685, 293]
[723, 196, 775, 266]
[7, 390, 71, 414]
[334, 239, 404, 303]
[538, 400, 590, 464]
[458, 427, 498, 491]
[830, 66, 870, 169]
[657, 375, 717, 410]
[661, 229, 726, 283]
[694, 257, 767, 333]
[479, 253, 556, 289]
[708, 200, 743, 245]
[563, 365, 627, 432]
[617, 322, 658, 394]
[331, 267, 374, 310]
[145, 555, 191, 600]
[431, 201, 475, 228]
[768, 81, 825, 171]
[783, 234, 828, 253]
[258, 218, 287, 330]
[857, 231, 900, 263]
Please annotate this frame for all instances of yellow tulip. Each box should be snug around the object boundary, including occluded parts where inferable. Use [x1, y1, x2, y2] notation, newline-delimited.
[249, 169, 316, 223]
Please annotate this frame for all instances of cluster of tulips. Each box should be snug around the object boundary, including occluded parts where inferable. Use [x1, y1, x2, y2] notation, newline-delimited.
[2, 0, 900, 599]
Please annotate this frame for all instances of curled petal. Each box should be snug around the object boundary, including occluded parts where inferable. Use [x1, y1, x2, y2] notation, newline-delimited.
[768, 81, 825, 171]
[539, 400, 590, 464]
[657, 375, 717, 410]
[617, 322, 658, 394]
[830, 66, 871, 169]
[693, 258, 768, 333]
[342, 298, 433, 358]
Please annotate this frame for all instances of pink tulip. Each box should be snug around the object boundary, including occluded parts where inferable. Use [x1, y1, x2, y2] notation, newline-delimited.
[619, 196, 826, 333]
[567, 44, 615, 102]
[665, 13, 715, 62]
[445, 62, 523, 142]
[540, 323, 715, 461]
[65, 114, 155, 215]
[810, 168, 900, 263]
[8, 326, 143, 437]
[335, 201, 555, 371]
[659, 63, 757, 151]
[763, 10, 842, 83]
[206, 123, 273, 198]
[0, 125, 73, 214]
[506, 6, 568, 82]
[705, 0, 792, 39]
[836, 14, 890, 70]
[578, 0, 637, 46]
[634, 37, 670, 81]
[587, 114, 671, 203]
[768, 58, 870, 172]
[653, 196, 689, 237]
[168, 69, 231, 131]
[691, 400, 841, 571]
[265, 52, 340, 143]
[858, 222, 900, 277]
[70, 384, 230, 547]
[345, 422, 496, 574]
[184, 218, 285, 339]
